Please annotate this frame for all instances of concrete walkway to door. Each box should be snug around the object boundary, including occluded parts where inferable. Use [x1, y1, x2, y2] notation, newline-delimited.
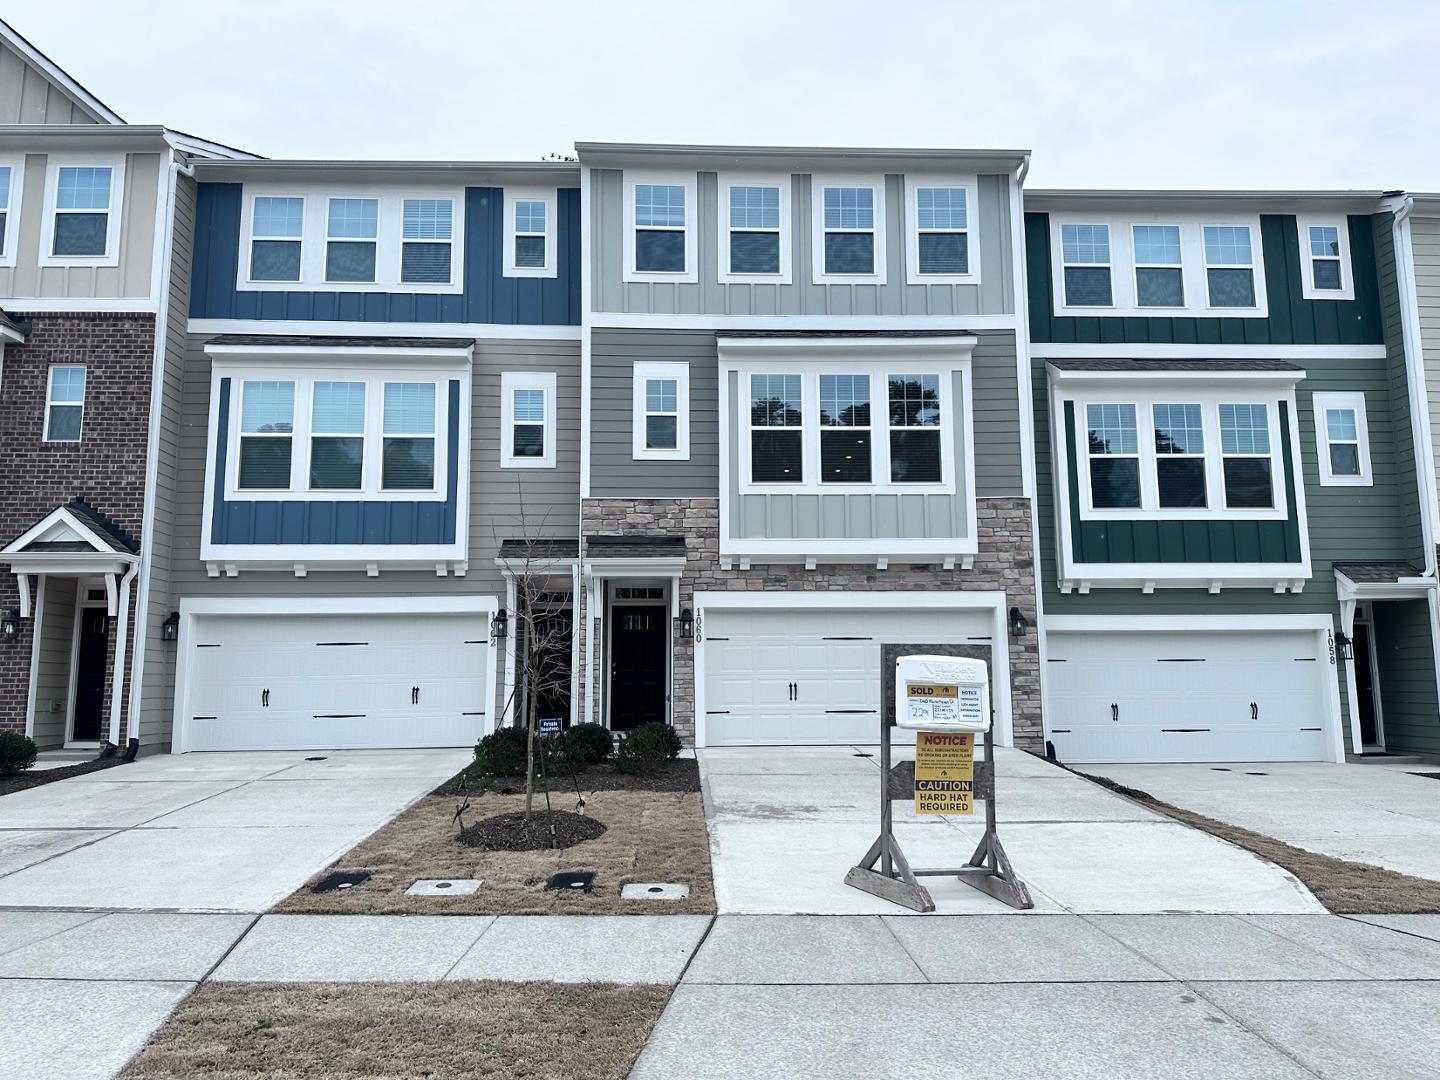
[699, 746, 1324, 914]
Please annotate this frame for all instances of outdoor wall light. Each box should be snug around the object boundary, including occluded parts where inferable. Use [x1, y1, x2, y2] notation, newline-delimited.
[1335, 631, 1354, 661]
[490, 607, 509, 644]
[675, 607, 694, 639]
[0, 608, 18, 642]
[1008, 606, 1028, 638]
[161, 611, 180, 642]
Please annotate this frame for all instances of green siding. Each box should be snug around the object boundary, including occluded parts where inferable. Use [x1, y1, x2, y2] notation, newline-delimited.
[1372, 599, 1440, 754]
[1063, 400, 1303, 565]
[1027, 213, 1384, 346]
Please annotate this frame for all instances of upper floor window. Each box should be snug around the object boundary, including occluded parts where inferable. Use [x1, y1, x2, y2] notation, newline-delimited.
[382, 382, 436, 490]
[402, 199, 453, 284]
[44, 365, 86, 443]
[40, 159, 124, 267]
[251, 197, 304, 282]
[821, 186, 876, 276]
[1312, 391, 1371, 486]
[0, 164, 15, 264]
[500, 371, 557, 468]
[632, 360, 690, 461]
[888, 374, 943, 482]
[1061, 223, 1112, 306]
[1203, 226, 1256, 308]
[750, 373, 804, 483]
[326, 198, 379, 283]
[1132, 225, 1184, 307]
[309, 381, 366, 490]
[1297, 217, 1355, 301]
[904, 179, 978, 284]
[623, 172, 696, 283]
[504, 189, 557, 278]
[820, 374, 871, 483]
[237, 380, 295, 489]
[729, 185, 780, 274]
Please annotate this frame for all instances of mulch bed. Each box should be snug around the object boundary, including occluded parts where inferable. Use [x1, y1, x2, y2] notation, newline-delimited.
[438, 756, 701, 796]
[459, 809, 608, 851]
[1079, 770, 1440, 915]
[0, 757, 123, 797]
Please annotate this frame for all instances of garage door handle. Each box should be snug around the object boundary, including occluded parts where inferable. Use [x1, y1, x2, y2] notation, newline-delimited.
[1110, 702, 1118, 722]
[411, 686, 420, 705]
[1250, 702, 1258, 720]
[262, 688, 270, 708]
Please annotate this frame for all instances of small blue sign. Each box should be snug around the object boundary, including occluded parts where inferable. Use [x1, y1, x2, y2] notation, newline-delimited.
[538, 717, 563, 737]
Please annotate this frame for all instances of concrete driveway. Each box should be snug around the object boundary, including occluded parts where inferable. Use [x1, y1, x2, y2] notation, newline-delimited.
[699, 746, 1323, 915]
[1085, 760, 1440, 881]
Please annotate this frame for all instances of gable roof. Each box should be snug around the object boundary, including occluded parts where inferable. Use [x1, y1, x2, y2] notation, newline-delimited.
[0, 19, 124, 124]
[3, 499, 137, 556]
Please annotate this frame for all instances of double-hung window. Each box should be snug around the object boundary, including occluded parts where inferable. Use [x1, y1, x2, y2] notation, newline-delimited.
[1203, 226, 1256, 308]
[729, 185, 781, 275]
[401, 199, 453, 284]
[749, 373, 804, 483]
[1061, 224, 1112, 306]
[913, 186, 970, 276]
[819, 374, 871, 483]
[44, 366, 86, 443]
[309, 382, 365, 490]
[0, 163, 15, 263]
[50, 166, 113, 258]
[631, 361, 689, 460]
[821, 186, 876, 276]
[513, 200, 546, 268]
[1218, 404, 1274, 508]
[1308, 226, 1342, 289]
[1152, 403, 1206, 507]
[1085, 404, 1140, 508]
[503, 189, 558, 278]
[634, 183, 686, 273]
[326, 198, 379, 282]
[1313, 391, 1371, 486]
[382, 382, 436, 490]
[250, 197, 304, 282]
[1133, 225, 1184, 307]
[237, 380, 295, 490]
[500, 371, 557, 468]
[888, 374, 943, 483]
[1297, 218, 1354, 300]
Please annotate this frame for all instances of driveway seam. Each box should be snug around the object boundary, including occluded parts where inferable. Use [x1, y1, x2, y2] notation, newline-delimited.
[1232, 913, 1378, 979]
[876, 915, 933, 983]
[194, 912, 264, 985]
[672, 914, 718, 984]
[0, 831, 121, 883]
[0, 910, 108, 958]
[1181, 981, 1328, 1079]
[1338, 913, 1440, 946]
[437, 916, 503, 982]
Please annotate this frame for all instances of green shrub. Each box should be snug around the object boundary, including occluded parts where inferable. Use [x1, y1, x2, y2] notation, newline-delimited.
[550, 722, 614, 770]
[615, 722, 682, 774]
[0, 732, 37, 776]
[473, 724, 529, 777]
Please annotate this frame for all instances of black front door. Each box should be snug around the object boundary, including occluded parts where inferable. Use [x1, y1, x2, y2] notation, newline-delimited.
[72, 609, 110, 742]
[609, 604, 667, 731]
[1354, 621, 1379, 747]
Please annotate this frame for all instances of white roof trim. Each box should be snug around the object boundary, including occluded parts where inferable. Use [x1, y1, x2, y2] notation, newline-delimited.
[2, 505, 125, 555]
[0, 20, 124, 124]
[1334, 569, 1437, 602]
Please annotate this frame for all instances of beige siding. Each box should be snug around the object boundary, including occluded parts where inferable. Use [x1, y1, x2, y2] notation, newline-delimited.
[0, 41, 101, 125]
[0, 151, 158, 300]
[31, 577, 77, 749]
[1414, 215, 1440, 488]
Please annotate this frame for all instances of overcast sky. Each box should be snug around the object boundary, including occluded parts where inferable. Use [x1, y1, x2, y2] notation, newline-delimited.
[11, 0, 1440, 189]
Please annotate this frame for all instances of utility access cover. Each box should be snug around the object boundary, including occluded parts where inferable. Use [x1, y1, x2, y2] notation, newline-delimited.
[311, 871, 371, 894]
[546, 871, 596, 892]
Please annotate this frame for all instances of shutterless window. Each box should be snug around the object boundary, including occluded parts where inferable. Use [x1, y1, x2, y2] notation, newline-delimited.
[729, 185, 780, 274]
[1219, 403, 1273, 508]
[750, 373, 803, 483]
[382, 382, 436, 490]
[634, 184, 686, 273]
[1086, 403, 1139, 508]
[1204, 226, 1256, 307]
[822, 187, 875, 274]
[401, 199, 453, 284]
[888, 374, 943, 483]
[819, 374, 871, 483]
[326, 198, 379, 282]
[0, 166, 11, 257]
[52, 166, 111, 256]
[644, 376, 679, 451]
[1152, 403, 1206, 508]
[250, 196, 304, 281]
[1324, 405, 1363, 477]
[309, 382, 365, 490]
[44, 366, 86, 442]
[1308, 225, 1344, 291]
[916, 188, 968, 274]
[511, 386, 546, 459]
[1061, 223, 1111, 306]
[237, 380, 295, 489]
[513, 199, 547, 269]
[1133, 225, 1184, 307]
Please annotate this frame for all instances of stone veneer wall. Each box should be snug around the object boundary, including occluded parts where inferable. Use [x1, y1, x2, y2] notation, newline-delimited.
[580, 496, 1042, 751]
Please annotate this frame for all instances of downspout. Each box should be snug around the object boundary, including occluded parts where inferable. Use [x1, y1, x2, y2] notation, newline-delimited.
[108, 561, 139, 747]
[1389, 196, 1439, 577]
[126, 150, 193, 751]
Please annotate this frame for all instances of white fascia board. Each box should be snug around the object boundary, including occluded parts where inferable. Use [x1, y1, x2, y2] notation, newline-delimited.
[582, 556, 687, 578]
[200, 544, 465, 565]
[179, 595, 497, 617]
[1047, 366, 1306, 386]
[204, 343, 475, 361]
[1044, 613, 1334, 633]
[719, 538, 980, 558]
[716, 335, 978, 355]
[694, 589, 1008, 610]
[189, 319, 580, 341]
[4, 505, 119, 554]
[1058, 562, 1312, 589]
[3, 553, 136, 575]
[1032, 342, 1386, 361]
[589, 312, 1018, 332]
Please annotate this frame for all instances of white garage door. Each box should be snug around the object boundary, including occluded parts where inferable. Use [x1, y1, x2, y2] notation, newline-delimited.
[702, 605, 994, 745]
[1046, 629, 1331, 763]
[183, 612, 490, 751]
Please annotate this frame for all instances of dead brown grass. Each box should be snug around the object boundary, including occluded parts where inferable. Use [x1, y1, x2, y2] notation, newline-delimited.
[120, 981, 670, 1080]
[1080, 771, 1440, 914]
[275, 789, 714, 916]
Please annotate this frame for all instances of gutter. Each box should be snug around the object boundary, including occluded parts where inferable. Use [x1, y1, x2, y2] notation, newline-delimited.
[108, 561, 139, 747]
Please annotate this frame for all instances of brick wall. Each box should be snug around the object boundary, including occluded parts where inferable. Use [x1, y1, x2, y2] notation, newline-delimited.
[0, 313, 156, 740]
[580, 496, 1043, 751]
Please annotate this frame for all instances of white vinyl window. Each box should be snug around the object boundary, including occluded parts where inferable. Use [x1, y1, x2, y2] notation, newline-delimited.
[326, 198, 379, 283]
[382, 382, 437, 490]
[905, 177, 979, 284]
[819, 374, 872, 483]
[308, 382, 366, 490]
[623, 172, 696, 283]
[719, 177, 790, 284]
[632, 360, 690, 460]
[0, 160, 22, 267]
[1061, 223, 1112, 306]
[887, 373, 943, 483]
[401, 198, 454, 284]
[44, 365, 86, 443]
[500, 371, 557, 468]
[1313, 391, 1371, 486]
[1132, 225, 1184, 307]
[237, 380, 295, 489]
[40, 158, 124, 266]
[749, 372, 805, 483]
[503, 189, 558, 278]
[819, 184, 877, 277]
[1203, 225, 1257, 308]
[1297, 217, 1355, 301]
[249, 196, 305, 282]
[1084, 403, 1139, 508]
[1218, 403, 1274, 508]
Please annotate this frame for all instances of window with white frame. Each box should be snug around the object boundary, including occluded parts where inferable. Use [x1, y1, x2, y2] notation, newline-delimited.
[382, 382, 436, 489]
[632, 361, 689, 460]
[309, 381, 366, 490]
[44, 366, 86, 443]
[1061, 223, 1112, 306]
[634, 183, 686, 273]
[326, 198, 379, 282]
[1218, 404, 1274, 508]
[237, 380, 295, 489]
[728, 184, 781, 275]
[401, 199, 453, 284]
[249, 196, 305, 282]
[1132, 225, 1184, 307]
[500, 371, 557, 468]
[749, 373, 804, 483]
[820, 184, 877, 277]
[1313, 391, 1371, 486]
[44, 163, 120, 263]
[503, 189, 557, 278]
[887, 374, 943, 482]
[1203, 226, 1257, 308]
[906, 179, 976, 283]
[1152, 403, 1207, 507]
[1297, 218, 1354, 301]
[0, 164, 16, 263]
[1084, 403, 1139, 507]
[819, 374, 871, 482]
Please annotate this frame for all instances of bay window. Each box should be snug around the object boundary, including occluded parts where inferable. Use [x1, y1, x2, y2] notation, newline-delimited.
[749, 373, 803, 483]
[309, 382, 366, 490]
[382, 382, 436, 490]
[819, 374, 871, 483]
[1218, 404, 1273, 508]
[1152, 403, 1206, 508]
[1085, 404, 1140, 508]
[887, 374, 943, 483]
[237, 380, 295, 490]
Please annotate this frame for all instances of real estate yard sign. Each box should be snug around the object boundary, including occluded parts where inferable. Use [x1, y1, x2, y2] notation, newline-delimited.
[914, 731, 974, 815]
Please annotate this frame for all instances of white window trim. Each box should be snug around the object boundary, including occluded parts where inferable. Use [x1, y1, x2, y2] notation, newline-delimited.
[904, 175, 980, 285]
[1059, 222, 1113, 309]
[717, 173, 792, 285]
[1069, 389, 1290, 522]
[500, 370, 557, 469]
[1130, 222, 1186, 310]
[503, 188, 558, 279]
[38, 154, 126, 269]
[1048, 212, 1269, 318]
[632, 360, 690, 461]
[43, 364, 85, 442]
[216, 362, 456, 502]
[248, 194, 306, 284]
[324, 197, 380, 284]
[0, 156, 25, 269]
[1296, 215, 1355, 302]
[811, 174, 887, 285]
[1313, 390, 1372, 486]
[622, 170, 698, 284]
[237, 184, 465, 294]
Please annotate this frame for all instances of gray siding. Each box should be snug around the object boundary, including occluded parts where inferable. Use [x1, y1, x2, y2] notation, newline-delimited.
[0, 41, 101, 124]
[31, 576, 76, 749]
[0, 151, 159, 301]
[1413, 214, 1440, 491]
[592, 169, 1013, 317]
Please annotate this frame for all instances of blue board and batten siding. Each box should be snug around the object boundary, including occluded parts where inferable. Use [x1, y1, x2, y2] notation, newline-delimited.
[209, 378, 462, 546]
[190, 184, 581, 325]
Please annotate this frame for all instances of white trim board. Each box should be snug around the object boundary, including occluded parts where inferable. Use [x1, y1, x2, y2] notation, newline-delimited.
[189, 319, 580, 340]
[1032, 342, 1387, 360]
[588, 312, 1019, 332]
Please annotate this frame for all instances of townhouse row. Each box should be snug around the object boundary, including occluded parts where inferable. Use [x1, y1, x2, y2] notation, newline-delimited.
[1, 23, 1437, 765]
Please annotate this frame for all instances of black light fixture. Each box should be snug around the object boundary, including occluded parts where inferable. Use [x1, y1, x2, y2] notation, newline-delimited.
[675, 607, 694, 639]
[490, 607, 508, 644]
[161, 611, 180, 642]
[1335, 630, 1354, 661]
[1008, 606, 1028, 638]
[0, 608, 19, 642]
